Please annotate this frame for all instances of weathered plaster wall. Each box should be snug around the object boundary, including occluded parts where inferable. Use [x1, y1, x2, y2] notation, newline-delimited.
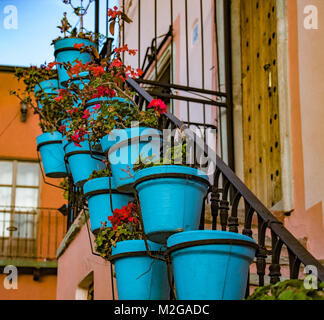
[56, 219, 113, 300]
[285, 0, 324, 259]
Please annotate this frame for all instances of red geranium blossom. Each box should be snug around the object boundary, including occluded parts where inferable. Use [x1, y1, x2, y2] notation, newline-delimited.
[82, 109, 91, 119]
[46, 61, 58, 70]
[108, 202, 139, 230]
[58, 125, 66, 135]
[54, 96, 63, 102]
[92, 86, 116, 99]
[90, 65, 105, 77]
[148, 99, 168, 115]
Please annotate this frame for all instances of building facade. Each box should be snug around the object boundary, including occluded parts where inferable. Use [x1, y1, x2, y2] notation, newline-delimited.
[0, 69, 67, 299]
[0, 0, 323, 300]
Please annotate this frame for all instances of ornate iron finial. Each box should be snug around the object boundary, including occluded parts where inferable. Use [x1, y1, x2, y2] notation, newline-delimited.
[62, 0, 95, 30]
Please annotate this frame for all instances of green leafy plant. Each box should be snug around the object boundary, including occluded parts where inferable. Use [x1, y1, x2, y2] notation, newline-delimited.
[94, 201, 143, 260]
[133, 142, 189, 172]
[88, 168, 111, 180]
[9, 66, 73, 132]
[247, 280, 324, 300]
[60, 178, 70, 200]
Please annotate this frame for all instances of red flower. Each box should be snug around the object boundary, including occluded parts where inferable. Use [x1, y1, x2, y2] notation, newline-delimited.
[71, 131, 81, 147]
[136, 68, 144, 77]
[54, 96, 63, 102]
[107, 6, 121, 19]
[46, 61, 58, 70]
[73, 43, 85, 49]
[93, 104, 100, 110]
[58, 89, 69, 96]
[148, 99, 168, 115]
[82, 109, 91, 119]
[108, 202, 139, 229]
[70, 128, 86, 147]
[58, 125, 66, 134]
[92, 86, 116, 99]
[66, 108, 79, 115]
[90, 66, 105, 77]
[111, 58, 123, 68]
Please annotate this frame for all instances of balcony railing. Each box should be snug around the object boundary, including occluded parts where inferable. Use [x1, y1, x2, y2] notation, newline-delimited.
[0, 206, 67, 261]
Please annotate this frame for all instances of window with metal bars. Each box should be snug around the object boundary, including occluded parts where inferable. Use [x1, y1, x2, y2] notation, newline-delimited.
[0, 160, 40, 239]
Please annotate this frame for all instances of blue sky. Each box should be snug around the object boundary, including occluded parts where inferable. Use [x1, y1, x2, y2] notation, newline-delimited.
[0, 0, 118, 67]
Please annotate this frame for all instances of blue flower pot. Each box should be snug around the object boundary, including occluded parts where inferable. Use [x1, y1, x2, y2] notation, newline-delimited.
[83, 177, 134, 233]
[167, 231, 258, 300]
[134, 166, 210, 244]
[101, 127, 162, 193]
[34, 79, 59, 109]
[111, 240, 170, 300]
[54, 38, 96, 88]
[64, 139, 105, 186]
[36, 131, 67, 178]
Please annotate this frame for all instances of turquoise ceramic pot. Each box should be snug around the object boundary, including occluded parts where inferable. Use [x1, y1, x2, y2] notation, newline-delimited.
[63, 139, 105, 186]
[83, 177, 134, 233]
[36, 131, 67, 178]
[34, 79, 59, 109]
[167, 231, 257, 300]
[134, 165, 210, 244]
[111, 240, 169, 300]
[101, 127, 162, 193]
[54, 38, 96, 87]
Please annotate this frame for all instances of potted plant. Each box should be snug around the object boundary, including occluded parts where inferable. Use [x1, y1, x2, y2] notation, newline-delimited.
[99, 98, 164, 192]
[10, 66, 70, 178]
[166, 230, 258, 300]
[132, 142, 210, 244]
[58, 37, 161, 192]
[52, 1, 99, 88]
[94, 202, 169, 300]
[83, 168, 134, 234]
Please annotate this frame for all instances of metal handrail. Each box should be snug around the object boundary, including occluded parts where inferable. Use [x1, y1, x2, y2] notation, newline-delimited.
[126, 77, 324, 283]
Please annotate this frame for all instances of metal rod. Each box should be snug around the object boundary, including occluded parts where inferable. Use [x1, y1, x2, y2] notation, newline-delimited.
[122, 0, 125, 62]
[135, 78, 227, 97]
[200, 0, 206, 143]
[170, 0, 174, 114]
[95, 0, 99, 45]
[146, 91, 227, 108]
[106, 0, 109, 37]
[223, 0, 235, 170]
[154, 0, 158, 80]
[138, 0, 141, 70]
[185, 0, 190, 124]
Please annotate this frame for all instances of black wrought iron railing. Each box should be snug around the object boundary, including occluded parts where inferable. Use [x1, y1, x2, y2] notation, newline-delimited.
[0, 206, 67, 261]
[64, 75, 324, 291]
[124, 78, 324, 292]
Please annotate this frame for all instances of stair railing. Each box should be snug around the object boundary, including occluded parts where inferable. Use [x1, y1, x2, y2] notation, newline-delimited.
[126, 77, 324, 288]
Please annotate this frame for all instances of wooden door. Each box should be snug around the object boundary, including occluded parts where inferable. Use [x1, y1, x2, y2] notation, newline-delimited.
[240, 0, 282, 208]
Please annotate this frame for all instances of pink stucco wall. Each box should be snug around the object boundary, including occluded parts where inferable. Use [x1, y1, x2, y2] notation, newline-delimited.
[56, 219, 114, 300]
[284, 0, 324, 260]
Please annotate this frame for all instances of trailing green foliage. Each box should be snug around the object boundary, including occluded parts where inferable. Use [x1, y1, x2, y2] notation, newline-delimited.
[247, 280, 324, 300]
[88, 168, 111, 180]
[133, 142, 188, 172]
